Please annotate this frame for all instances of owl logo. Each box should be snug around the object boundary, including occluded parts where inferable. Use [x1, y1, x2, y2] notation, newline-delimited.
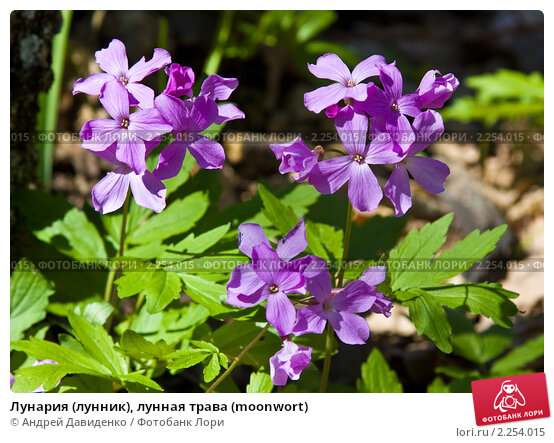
[494, 380, 526, 412]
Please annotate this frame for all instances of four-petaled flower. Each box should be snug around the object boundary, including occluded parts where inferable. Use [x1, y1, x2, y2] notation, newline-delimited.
[73, 39, 171, 109]
[270, 337, 312, 386]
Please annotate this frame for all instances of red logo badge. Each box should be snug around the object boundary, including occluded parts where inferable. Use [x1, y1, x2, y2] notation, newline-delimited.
[471, 373, 550, 426]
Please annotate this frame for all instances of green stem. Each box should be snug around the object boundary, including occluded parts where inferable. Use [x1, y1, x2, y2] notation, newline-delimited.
[206, 323, 270, 393]
[157, 15, 169, 92]
[203, 10, 234, 75]
[126, 292, 145, 329]
[38, 10, 73, 191]
[104, 190, 131, 328]
[337, 200, 353, 287]
[318, 324, 333, 393]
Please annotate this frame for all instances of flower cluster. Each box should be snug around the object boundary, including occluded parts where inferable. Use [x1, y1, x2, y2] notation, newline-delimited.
[74, 39, 244, 214]
[272, 53, 458, 216]
[226, 220, 392, 386]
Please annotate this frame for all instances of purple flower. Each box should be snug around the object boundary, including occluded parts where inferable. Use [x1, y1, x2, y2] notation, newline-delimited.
[325, 104, 340, 119]
[270, 137, 322, 182]
[417, 70, 459, 109]
[226, 221, 309, 336]
[197, 74, 245, 125]
[270, 337, 312, 386]
[357, 63, 421, 153]
[153, 94, 225, 179]
[304, 53, 386, 114]
[10, 373, 15, 389]
[163, 63, 195, 97]
[91, 141, 167, 214]
[79, 81, 172, 174]
[308, 106, 402, 212]
[385, 110, 450, 217]
[358, 266, 393, 317]
[73, 39, 171, 109]
[292, 258, 381, 345]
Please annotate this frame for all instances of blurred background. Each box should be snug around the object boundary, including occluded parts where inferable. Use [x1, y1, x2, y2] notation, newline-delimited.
[11, 10, 543, 392]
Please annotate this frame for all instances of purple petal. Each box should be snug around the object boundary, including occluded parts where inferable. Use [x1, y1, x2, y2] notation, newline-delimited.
[163, 63, 195, 97]
[99, 81, 129, 121]
[307, 53, 351, 83]
[409, 109, 444, 155]
[417, 70, 459, 109]
[214, 103, 245, 124]
[328, 311, 370, 345]
[116, 136, 146, 174]
[331, 280, 376, 313]
[270, 137, 319, 181]
[72, 73, 113, 96]
[379, 63, 403, 101]
[183, 95, 219, 133]
[359, 266, 387, 286]
[275, 267, 306, 295]
[348, 163, 382, 212]
[292, 305, 327, 336]
[356, 84, 390, 116]
[371, 291, 393, 317]
[266, 291, 297, 336]
[386, 113, 415, 155]
[305, 267, 332, 304]
[251, 242, 281, 284]
[365, 133, 403, 164]
[127, 48, 171, 82]
[126, 82, 155, 109]
[336, 105, 368, 155]
[308, 156, 353, 195]
[276, 221, 307, 261]
[304, 83, 348, 114]
[95, 39, 129, 76]
[154, 93, 188, 131]
[80, 119, 122, 152]
[129, 170, 167, 213]
[226, 263, 267, 307]
[344, 83, 369, 101]
[237, 223, 270, 258]
[200, 74, 238, 100]
[384, 165, 412, 217]
[186, 134, 225, 169]
[351, 54, 386, 84]
[129, 108, 173, 141]
[90, 143, 118, 164]
[91, 166, 131, 214]
[397, 93, 422, 118]
[406, 156, 450, 194]
[152, 141, 186, 180]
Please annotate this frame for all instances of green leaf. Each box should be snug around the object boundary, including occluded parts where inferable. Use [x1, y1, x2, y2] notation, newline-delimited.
[179, 273, 234, 316]
[435, 366, 480, 379]
[74, 301, 113, 326]
[67, 312, 127, 375]
[427, 377, 450, 393]
[424, 282, 519, 328]
[34, 207, 106, 259]
[119, 331, 174, 360]
[491, 335, 544, 375]
[389, 213, 453, 291]
[425, 225, 507, 285]
[405, 292, 453, 353]
[144, 270, 182, 314]
[174, 223, 230, 254]
[12, 363, 68, 393]
[295, 10, 336, 43]
[246, 371, 273, 393]
[10, 259, 54, 341]
[166, 349, 212, 370]
[128, 191, 209, 244]
[116, 271, 152, 298]
[118, 372, 163, 391]
[356, 348, 402, 393]
[258, 183, 298, 235]
[203, 354, 221, 383]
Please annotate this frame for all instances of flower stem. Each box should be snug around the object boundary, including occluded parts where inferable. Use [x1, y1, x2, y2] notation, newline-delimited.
[104, 190, 131, 329]
[206, 323, 270, 393]
[319, 323, 334, 393]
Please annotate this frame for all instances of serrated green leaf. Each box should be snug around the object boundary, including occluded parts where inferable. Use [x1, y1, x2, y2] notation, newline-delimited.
[356, 348, 402, 393]
[491, 335, 544, 375]
[128, 191, 209, 244]
[175, 224, 230, 254]
[425, 225, 507, 284]
[34, 207, 106, 259]
[424, 282, 518, 328]
[246, 371, 273, 393]
[405, 292, 452, 353]
[203, 354, 221, 382]
[74, 301, 113, 326]
[118, 372, 163, 391]
[67, 312, 127, 375]
[389, 213, 453, 291]
[166, 349, 212, 370]
[179, 273, 234, 316]
[144, 270, 182, 314]
[258, 183, 299, 235]
[12, 363, 68, 393]
[116, 271, 152, 298]
[10, 259, 54, 341]
[119, 330, 174, 360]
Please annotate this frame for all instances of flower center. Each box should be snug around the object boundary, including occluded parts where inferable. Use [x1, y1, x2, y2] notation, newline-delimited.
[346, 79, 355, 87]
[344, 98, 354, 106]
[269, 285, 279, 294]
[121, 118, 130, 129]
[119, 76, 129, 86]
[391, 103, 399, 111]
[354, 154, 365, 163]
